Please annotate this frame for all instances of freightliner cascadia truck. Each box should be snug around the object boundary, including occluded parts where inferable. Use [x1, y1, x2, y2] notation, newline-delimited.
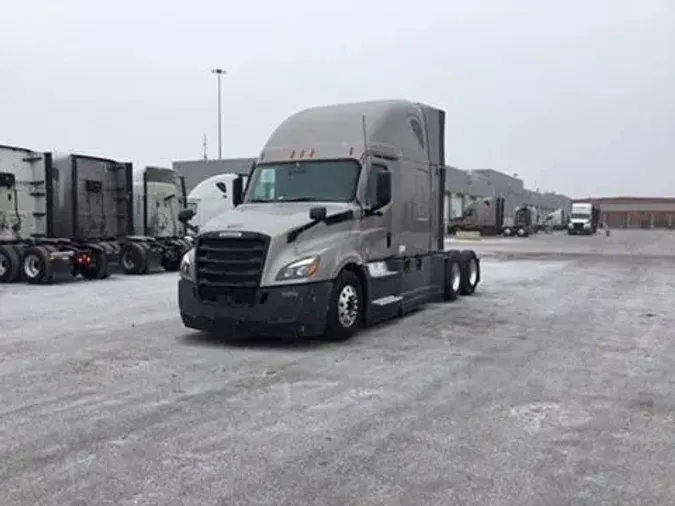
[177, 100, 482, 341]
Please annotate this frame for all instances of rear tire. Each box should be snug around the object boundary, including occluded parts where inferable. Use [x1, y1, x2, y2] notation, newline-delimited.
[325, 270, 362, 342]
[444, 253, 462, 301]
[22, 246, 53, 284]
[81, 248, 110, 280]
[0, 245, 21, 283]
[161, 247, 181, 272]
[459, 250, 480, 295]
[120, 242, 149, 275]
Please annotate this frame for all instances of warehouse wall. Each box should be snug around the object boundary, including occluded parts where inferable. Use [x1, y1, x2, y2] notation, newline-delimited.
[573, 197, 675, 229]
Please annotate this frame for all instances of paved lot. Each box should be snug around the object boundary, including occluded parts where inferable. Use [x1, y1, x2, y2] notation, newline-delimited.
[1, 230, 674, 505]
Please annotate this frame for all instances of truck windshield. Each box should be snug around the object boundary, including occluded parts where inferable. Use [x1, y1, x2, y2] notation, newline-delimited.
[571, 213, 590, 219]
[244, 160, 360, 203]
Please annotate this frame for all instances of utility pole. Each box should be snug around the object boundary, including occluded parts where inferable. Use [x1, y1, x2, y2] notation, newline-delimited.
[211, 68, 226, 160]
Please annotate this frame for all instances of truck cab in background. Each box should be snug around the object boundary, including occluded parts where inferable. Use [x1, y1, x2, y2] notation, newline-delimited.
[178, 173, 246, 237]
[177, 99, 482, 342]
[568, 202, 600, 235]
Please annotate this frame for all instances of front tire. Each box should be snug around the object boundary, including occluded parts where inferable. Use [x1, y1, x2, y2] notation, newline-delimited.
[325, 270, 362, 342]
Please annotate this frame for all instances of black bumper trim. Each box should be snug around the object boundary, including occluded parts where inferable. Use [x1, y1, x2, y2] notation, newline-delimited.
[178, 279, 333, 338]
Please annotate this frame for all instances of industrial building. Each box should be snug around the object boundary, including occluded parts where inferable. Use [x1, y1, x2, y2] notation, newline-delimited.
[572, 197, 675, 229]
[173, 157, 571, 222]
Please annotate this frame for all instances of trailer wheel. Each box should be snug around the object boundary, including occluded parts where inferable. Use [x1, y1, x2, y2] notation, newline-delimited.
[22, 246, 53, 284]
[503, 227, 512, 237]
[517, 227, 528, 237]
[459, 250, 480, 295]
[0, 245, 21, 283]
[81, 249, 110, 280]
[444, 253, 462, 301]
[325, 270, 362, 342]
[120, 242, 149, 275]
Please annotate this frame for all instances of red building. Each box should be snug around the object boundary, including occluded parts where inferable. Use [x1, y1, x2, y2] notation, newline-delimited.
[571, 197, 675, 229]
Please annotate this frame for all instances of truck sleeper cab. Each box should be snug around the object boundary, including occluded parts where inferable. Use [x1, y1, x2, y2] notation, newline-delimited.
[177, 100, 482, 341]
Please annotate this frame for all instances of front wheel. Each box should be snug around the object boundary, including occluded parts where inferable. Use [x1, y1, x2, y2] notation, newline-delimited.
[325, 270, 362, 342]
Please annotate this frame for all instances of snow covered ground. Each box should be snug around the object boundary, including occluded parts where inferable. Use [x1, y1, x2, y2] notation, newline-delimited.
[1, 230, 674, 505]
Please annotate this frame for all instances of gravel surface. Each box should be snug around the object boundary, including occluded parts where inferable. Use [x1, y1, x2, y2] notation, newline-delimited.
[1, 230, 674, 505]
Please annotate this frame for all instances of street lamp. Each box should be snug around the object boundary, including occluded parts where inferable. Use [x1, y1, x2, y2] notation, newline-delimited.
[211, 68, 227, 160]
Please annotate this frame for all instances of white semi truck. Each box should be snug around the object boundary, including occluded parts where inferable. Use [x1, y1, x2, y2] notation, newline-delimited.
[568, 202, 600, 235]
[178, 173, 247, 236]
[177, 99, 482, 341]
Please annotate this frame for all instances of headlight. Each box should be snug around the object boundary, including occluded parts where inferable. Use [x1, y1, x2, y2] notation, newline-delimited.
[276, 256, 320, 281]
[583, 222, 591, 228]
[180, 248, 195, 281]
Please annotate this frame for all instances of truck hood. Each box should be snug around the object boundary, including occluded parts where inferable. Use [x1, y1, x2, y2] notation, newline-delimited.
[199, 202, 354, 237]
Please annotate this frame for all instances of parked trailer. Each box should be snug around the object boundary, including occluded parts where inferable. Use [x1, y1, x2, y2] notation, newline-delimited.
[446, 196, 506, 236]
[503, 205, 538, 237]
[0, 146, 192, 284]
[123, 166, 192, 275]
[177, 99, 482, 341]
[0, 146, 136, 284]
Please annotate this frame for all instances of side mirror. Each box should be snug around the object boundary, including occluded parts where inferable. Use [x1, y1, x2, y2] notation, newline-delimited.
[309, 206, 327, 222]
[178, 208, 195, 223]
[215, 182, 228, 195]
[232, 176, 244, 207]
[373, 171, 391, 210]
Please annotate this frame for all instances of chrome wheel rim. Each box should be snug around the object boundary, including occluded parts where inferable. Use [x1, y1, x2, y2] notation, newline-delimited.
[468, 258, 478, 285]
[24, 254, 41, 278]
[451, 262, 461, 292]
[337, 284, 359, 328]
[0, 254, 8, 277]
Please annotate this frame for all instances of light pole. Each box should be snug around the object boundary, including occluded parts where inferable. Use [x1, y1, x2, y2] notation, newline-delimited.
[211, 68, 226, 160]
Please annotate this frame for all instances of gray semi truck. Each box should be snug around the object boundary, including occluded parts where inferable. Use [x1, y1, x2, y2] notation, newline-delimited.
[177, 99, 482, 341]
[0, 145, 190, 284]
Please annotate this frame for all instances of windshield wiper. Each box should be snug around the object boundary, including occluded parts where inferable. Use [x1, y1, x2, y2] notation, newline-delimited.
[247, 198, 274, 203]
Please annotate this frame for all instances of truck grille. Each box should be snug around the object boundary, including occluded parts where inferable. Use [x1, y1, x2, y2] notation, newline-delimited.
[195, 232, 269, 303]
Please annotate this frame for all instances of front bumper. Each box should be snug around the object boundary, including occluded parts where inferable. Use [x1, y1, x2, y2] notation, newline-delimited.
[178, 279, 333, 338]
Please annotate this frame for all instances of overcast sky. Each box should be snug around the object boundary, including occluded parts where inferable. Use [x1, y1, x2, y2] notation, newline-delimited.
[1, 0, 673, 197]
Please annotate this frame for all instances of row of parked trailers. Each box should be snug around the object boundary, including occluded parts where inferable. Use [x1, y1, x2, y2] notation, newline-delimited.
[446, 196, 569, 237]
[0, 145, 193, 284]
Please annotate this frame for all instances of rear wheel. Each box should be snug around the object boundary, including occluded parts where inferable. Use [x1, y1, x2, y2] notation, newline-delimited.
[81, 249, 110, 280]
[444, 254, 462, 301]
[459, 250, 480, 295]
[120, 242, 149, 275]
[0, 245, 20, 283]
[22, 246, 53, 284]
[325, 270, 362, 342]
[161, 247, 181, 271]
